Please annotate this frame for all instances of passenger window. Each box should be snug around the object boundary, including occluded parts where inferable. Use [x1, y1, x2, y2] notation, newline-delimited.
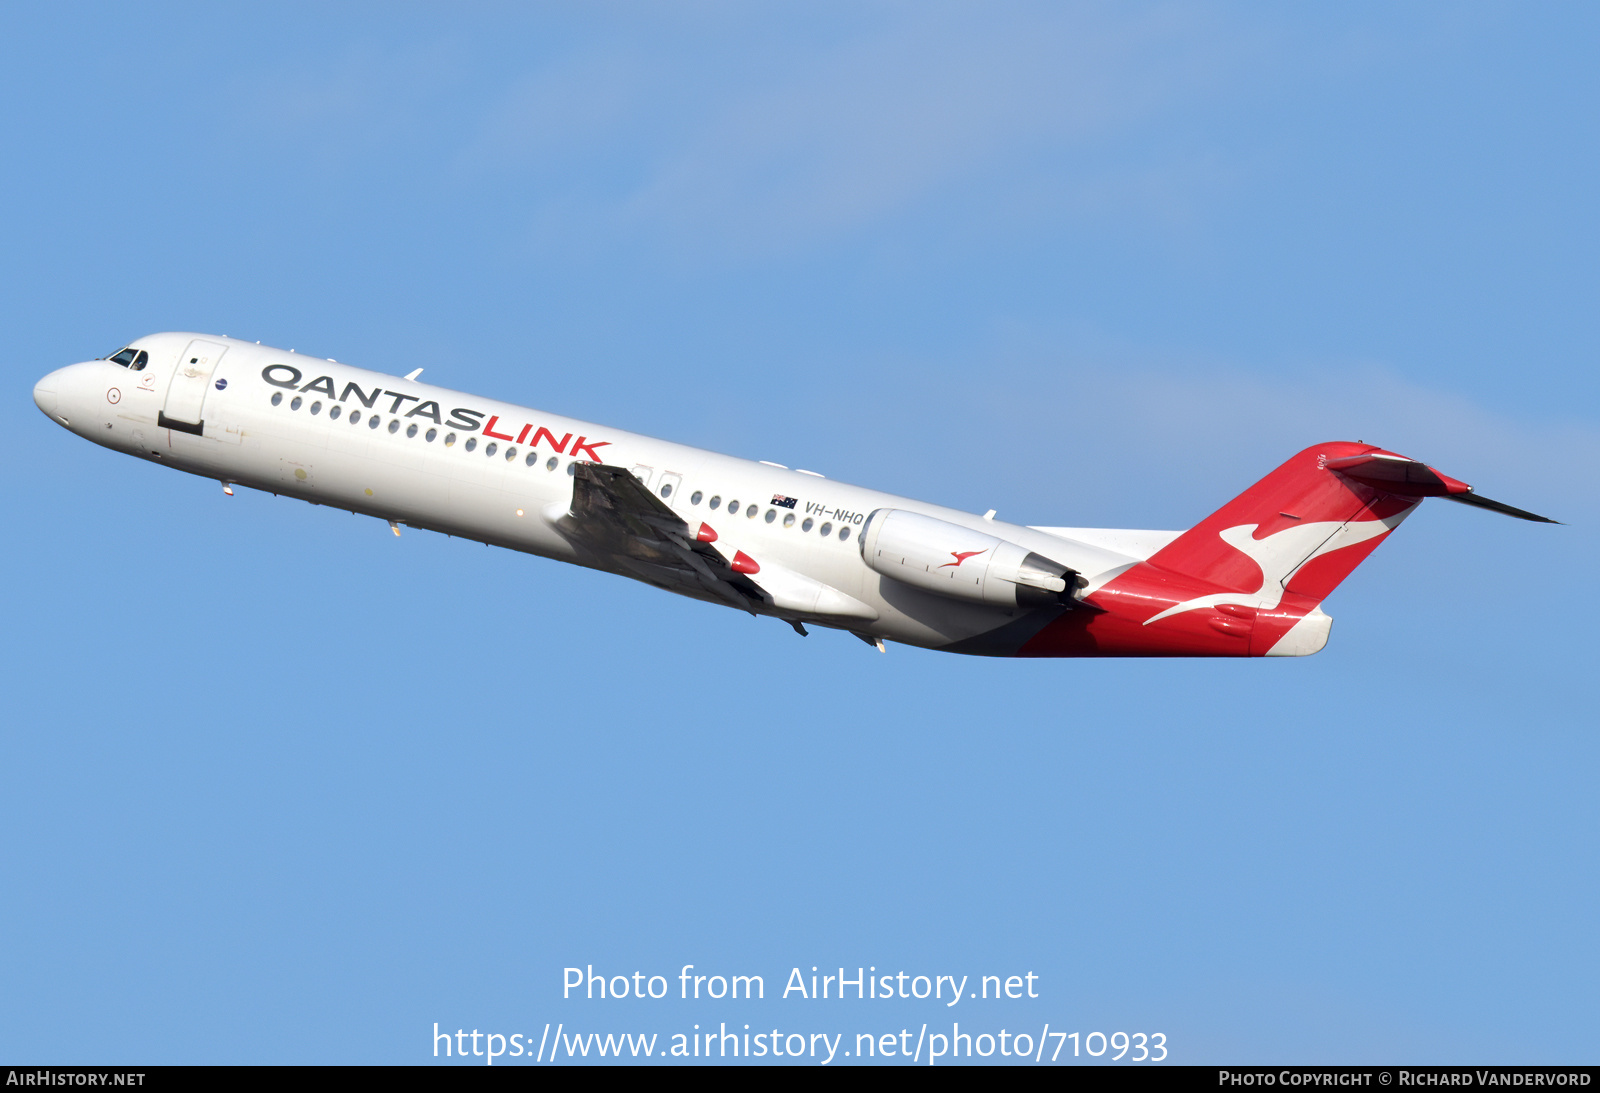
[660, 483, 673, 498]
[329, 405, 342, 420]
[839, 526, 851, 541]
[388, 419, 400, 434]
[546, 456, 558, 471]
[727, 501, 739, 515]
[709, 495, 721, 510]
[310, 401, 322, 415]
[764, 509, 775, 523]
[691, 491, 703, 505]
[426, 428, 438, 442]
[748, 506, 759, 520]
[271, 392, 283, 406]
[525, 452, 537, 466]
[444, 432, 456, 447]
[369, 416, 381, 430]
[349, 411, 361, 425]
[465, 437, 477, 451]
[802, 518, 813, 532]
[819, 521, 832, 537]
[567, 462, 576, 476]
[406, 423, 417, 438]
[290, 396, 302, 411]
[484, 441, 496, 456]
[505, 446, 517, 461]
[783, 513, 795, 528]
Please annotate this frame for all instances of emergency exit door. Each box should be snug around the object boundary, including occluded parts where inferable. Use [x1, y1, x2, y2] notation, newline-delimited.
[656, 472, 683, 506]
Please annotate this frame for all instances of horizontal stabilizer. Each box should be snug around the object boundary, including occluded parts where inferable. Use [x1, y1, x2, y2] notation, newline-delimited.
[1326, 451, 1558, 523]
[1442, 490, 1560, 523]
[1324, 451, 1464, 495]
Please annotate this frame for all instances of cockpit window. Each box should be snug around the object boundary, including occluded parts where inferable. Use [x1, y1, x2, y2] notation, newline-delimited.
[108, 348, 149, 370]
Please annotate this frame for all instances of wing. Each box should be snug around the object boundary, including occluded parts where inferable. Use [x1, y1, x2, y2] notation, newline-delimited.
[555, 463, 765, 614]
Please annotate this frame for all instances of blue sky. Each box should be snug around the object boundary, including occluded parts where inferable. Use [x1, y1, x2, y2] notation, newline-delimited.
[1, 2, 1595, 1065]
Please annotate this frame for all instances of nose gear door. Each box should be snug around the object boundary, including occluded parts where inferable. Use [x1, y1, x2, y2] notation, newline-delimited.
[160, 338, 228, 435]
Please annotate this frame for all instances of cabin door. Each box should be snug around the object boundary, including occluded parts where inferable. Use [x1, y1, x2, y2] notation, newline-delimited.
[161, 338, 228, 435]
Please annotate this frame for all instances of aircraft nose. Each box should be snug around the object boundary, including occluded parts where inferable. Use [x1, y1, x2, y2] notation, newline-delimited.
[33, 373, 59, 418]
[34, 363, 95, 426]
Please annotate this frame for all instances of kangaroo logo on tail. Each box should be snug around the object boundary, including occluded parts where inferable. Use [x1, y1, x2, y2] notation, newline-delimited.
[1144, 513, 1408, 625]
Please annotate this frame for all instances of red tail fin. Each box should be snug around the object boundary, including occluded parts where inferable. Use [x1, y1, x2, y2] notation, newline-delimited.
[1142, 441, 1418, 606]
[1023, 442, 1421, 658]
[1020, 440, 1551, 658]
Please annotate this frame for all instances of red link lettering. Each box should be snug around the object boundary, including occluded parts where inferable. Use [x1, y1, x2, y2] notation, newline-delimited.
[530, 428, 572, 453]
[570, 436, 610, 462]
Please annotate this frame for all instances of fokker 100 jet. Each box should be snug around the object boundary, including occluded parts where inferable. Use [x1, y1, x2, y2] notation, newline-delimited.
[33, 334, 1555, 657]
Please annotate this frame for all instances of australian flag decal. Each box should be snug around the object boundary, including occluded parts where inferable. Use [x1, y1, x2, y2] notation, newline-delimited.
[771, 494, 798, 509]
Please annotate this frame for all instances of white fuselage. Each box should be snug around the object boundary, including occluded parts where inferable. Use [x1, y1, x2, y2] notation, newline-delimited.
[34, 333, 1155, 653]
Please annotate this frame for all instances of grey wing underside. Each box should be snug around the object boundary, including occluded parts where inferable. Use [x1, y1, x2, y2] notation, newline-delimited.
[554, 463, 765, 615]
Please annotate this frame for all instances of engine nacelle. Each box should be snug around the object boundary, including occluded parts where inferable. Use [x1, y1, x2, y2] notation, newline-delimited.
[858, 508, 1082, 610]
